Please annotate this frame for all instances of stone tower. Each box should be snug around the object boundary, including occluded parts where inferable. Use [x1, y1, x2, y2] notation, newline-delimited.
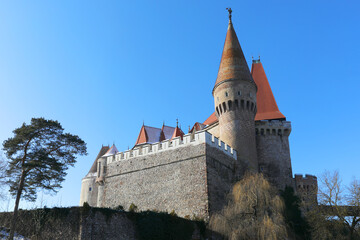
[251, 59, 293, 189]
[213, 10, 258, 171]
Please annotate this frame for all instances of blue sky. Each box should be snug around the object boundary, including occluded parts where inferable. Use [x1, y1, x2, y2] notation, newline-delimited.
[0, 1, 359, 209]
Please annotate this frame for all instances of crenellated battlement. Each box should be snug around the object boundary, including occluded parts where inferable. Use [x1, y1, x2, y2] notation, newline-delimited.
[104, 130, 237, 164]
[294, 174, 318, 193]
[255, 120, 291, 136]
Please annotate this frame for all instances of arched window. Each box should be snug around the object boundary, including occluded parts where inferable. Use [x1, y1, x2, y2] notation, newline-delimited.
[228, 100, 232, 110]
[222, 102, 227, 112]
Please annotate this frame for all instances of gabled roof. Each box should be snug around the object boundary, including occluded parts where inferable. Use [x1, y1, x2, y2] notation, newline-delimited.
[251, 59, 286, 121]
[190, 122, 206, 132]
[87, 145, 110, 174]
[103, 144, 119, 157]
[134, 124, 176, 146]
[203, 113, 217, 126]
[214, 19, 255, 93]
[171, 126, 184, 140]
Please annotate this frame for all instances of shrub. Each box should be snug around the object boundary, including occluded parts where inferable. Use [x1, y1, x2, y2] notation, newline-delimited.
[129, 203, 138, 212]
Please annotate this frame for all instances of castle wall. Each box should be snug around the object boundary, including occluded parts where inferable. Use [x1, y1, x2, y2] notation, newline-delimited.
[255, 120, 293, 189]
[94, 131, 237, 219]
[294, 174, 318, 211]
[205, 145, 237, 214]
[102, 143, 209, 218]
[80, 174, 98, 207]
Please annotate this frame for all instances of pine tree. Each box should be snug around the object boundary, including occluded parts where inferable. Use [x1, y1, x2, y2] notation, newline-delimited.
[2, 118, 87, 240]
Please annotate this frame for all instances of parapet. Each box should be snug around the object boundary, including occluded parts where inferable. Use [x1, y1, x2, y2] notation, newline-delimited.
[294, 174, 318, 190]
[104, 130, 237, 164]
[255, 120, 291, 136]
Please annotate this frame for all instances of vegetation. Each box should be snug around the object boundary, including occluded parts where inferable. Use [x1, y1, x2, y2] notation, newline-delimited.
[210, 173, 287, 240]
[281, 186, 311, 239]
[0, 154, 7, 200]
[307, 170, 360, 240]
[129, 203, 138, 212]
[2, 117, 87, 240]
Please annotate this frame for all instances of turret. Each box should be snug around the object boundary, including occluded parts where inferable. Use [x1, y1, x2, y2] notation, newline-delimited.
[213, 9, 258, 171]
[252, 59, 293, 189]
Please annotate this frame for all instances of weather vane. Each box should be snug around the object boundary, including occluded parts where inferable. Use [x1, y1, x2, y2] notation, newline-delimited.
[226, 8, 232, 22]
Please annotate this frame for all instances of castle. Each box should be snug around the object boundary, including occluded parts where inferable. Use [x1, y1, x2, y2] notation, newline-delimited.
[80, 10, 317, 218]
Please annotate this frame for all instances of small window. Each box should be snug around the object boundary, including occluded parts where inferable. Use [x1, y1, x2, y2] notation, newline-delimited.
[89, 187, 92, 191]
[225, 92, 228, 97]
[237, 91, 241, 96]
[249, 92, 252, 97]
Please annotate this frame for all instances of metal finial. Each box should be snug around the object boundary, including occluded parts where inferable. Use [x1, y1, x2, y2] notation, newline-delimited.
[142, 120, 144, 126]
[259, 55, 261, 61]
[176, 118, 179, 127]
[226, 8, 232, 22]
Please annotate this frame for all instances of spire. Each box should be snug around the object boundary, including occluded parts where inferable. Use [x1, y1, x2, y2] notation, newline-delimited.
[213, 9, 255, 93]
[251, 59, 286, 120]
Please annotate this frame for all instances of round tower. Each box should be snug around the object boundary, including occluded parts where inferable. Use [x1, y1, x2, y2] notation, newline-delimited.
[213, 9, 258, 171]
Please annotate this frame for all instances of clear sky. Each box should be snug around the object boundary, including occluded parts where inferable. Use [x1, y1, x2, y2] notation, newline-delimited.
[0, 1, 359, 209]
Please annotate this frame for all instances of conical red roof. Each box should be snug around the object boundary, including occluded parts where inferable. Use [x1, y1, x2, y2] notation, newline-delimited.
[214, 20, 255, 93]
[251, 60, 285, 121]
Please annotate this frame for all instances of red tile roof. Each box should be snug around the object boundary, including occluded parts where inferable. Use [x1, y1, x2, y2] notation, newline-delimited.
[189, 122, 206, 133]
[171, 126, 184, 140]
[251, 60, 285, 121]
[203, 113, 217, 126]
[204, 60, 285, 124]
[134, 124, 178, 147]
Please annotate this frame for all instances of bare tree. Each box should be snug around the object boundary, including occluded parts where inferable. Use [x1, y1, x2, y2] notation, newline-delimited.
[210, 173, 287, 240]
[308, 170, 360, 240]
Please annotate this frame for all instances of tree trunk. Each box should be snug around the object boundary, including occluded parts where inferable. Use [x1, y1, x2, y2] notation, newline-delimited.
[8, 170, 26, 240]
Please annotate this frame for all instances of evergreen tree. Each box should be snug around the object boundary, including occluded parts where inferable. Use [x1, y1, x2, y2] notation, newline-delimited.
[281, 186, 311, 239]
[2, 118, 87, 240]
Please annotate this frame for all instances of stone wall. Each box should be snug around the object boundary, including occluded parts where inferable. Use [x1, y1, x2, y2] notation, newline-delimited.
[102, 143, 209, 218]
[255, 120, 294, 189]
[205, 144, 238, 214]
[294, 174, 318, 210]
[80, 174, 98, 206]
[0, 207, 206, 240]
[91, 130, 238, 219]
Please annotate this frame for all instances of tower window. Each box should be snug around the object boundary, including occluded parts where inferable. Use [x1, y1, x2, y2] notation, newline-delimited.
[238, 91, 241, 96]
[228, 100, 232, 110]
[249, 92, 252, 98]
[222, 102, 227, 112]
[89, 187, 92, 191]
[225, 92, 228, 97]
